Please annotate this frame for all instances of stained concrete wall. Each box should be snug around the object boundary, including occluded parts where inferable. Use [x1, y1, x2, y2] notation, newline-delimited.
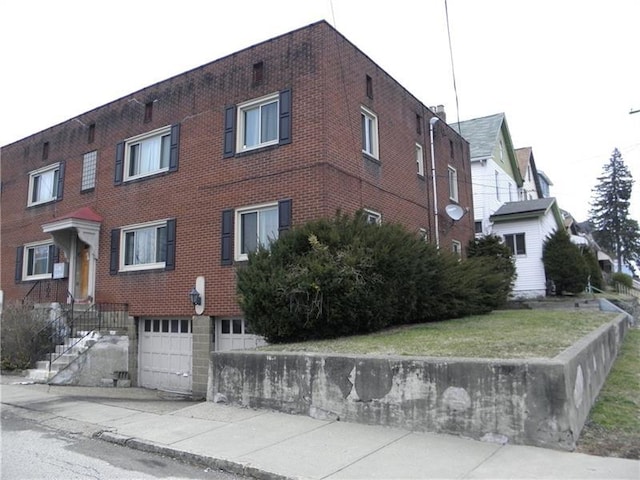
[51, 335, 129, 386]
[208, 314, 631, 450]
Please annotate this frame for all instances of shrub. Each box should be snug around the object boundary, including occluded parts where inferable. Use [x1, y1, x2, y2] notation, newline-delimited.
[237, 212, 505, 343]
[612, 271, 633, 288]
[0, 302, 50, 370]
[467, 235, 517, 308]
[583, 248, 604, 291]
[543, 230, 589, 295]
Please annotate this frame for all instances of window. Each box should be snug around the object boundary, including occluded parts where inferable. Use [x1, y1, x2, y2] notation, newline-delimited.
[222, 199, 291, 265]
[366, 75, 373, 99]
[115, 220, 174, 272]
[81, 151, 97, 191]
[88, 123, 95, 144]
[123, 222, 166, 270]
[361, 106, 379, 159]
[504, 233, 526, 255]
[499, 140, 504, 162]
[235, 204, 279, 261]
[238, 93, 279, 151]
[115, 124, 179, 185]
[42, 142, 49, 160]
[416, 143, 425, 176]
[452, 240, 462, 257]
[474, 221, 483, 235]
[22, 242, 55, 280]
[364, 209, 382, 225]
[28, 163, 62, 206]
[448, 166, 458, 201]
[416, 114, 422, 135]
[124, 126, 171, 180]
[495, 170, 501, 201]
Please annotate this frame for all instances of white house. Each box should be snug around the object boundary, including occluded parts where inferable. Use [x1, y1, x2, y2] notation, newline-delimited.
[454, 113, 524, 236]
[490, 198, 564, 298]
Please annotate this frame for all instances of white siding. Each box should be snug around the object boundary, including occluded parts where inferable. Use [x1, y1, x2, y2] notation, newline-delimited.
[471, 160, 518, 230]
[493, 211, 558, 299]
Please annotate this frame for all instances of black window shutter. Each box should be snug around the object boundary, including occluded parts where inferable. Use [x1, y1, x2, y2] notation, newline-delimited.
[223, 106, 236, 158]
[169, 124, 180, 172]
[48, 245, 59, 273]
[56, 162, 65, 200]
[114, 142, 125, 185]
[278, 199, 292, 233]
[110, 229, 120, 275]
[279, 88, 292, 145]
[165, 219, 176, 270]
[221, 209, 234, 265]
[15, 246, 24, 283]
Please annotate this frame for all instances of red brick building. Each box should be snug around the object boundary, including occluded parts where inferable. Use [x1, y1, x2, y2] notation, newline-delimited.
[1, 21, 473, 395]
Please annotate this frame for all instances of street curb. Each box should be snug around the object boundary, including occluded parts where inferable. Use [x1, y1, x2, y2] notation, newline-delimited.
[96, 431, 293, 480]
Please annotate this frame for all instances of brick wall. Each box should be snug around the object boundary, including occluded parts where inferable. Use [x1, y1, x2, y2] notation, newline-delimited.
[1, 21, 473, 320]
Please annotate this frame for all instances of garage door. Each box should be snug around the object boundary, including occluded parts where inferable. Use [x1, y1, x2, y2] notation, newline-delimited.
[139, 318, 192, 394]
[216, 318, 266, 352]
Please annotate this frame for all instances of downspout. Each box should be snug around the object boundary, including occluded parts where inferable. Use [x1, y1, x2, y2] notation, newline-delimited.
[429, 117, 440, 249]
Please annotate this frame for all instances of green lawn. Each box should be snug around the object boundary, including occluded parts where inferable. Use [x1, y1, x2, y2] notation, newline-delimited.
[261, 310, 617, 358]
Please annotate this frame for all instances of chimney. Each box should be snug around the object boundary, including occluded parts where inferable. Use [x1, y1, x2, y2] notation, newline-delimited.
[431, 104, 446, 123]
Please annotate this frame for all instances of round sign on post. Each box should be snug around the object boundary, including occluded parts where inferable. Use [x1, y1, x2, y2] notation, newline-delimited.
[195, 276, 205, 315]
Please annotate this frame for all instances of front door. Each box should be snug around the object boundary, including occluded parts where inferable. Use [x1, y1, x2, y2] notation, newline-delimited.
[75, 241, 91, 301]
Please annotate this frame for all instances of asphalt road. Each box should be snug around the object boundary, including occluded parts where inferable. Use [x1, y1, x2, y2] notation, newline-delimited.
[1, 407, 246, 480]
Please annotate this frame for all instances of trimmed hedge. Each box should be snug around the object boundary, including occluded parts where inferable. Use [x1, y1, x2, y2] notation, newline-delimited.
[237, 212, 514, 343]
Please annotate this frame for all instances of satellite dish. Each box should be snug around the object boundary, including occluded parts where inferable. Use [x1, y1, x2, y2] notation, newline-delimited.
[445, 204, 465, 221]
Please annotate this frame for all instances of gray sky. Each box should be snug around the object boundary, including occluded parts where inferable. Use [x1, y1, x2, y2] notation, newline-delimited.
[2, 0, 639, 222]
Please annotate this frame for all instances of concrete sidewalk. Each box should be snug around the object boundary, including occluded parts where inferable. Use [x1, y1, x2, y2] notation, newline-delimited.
[1, 379, 638, 480]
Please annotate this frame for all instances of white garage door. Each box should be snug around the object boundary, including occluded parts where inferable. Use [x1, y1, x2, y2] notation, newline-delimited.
[216, 318, 266, 351]
[139, 318, 192, 394]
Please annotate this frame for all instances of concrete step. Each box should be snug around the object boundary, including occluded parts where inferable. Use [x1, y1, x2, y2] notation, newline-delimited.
[25, 369, 52, 383]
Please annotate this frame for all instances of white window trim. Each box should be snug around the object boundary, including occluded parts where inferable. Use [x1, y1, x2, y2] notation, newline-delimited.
[364, 209, 382, 225]
[416, 143, 425, 176]
[235, 202, 279, 262]
[119, 219, 168, 272]
[504, 233, 527, 257]
[361, 106, 379, 159]
[27, 163, 60, 206]
[452, 240, 462, 257]
[448, 165, 459, 201]
[123, 125, 172, 182]
[22, 240, 54, 281]
[236, 92, 280, 153]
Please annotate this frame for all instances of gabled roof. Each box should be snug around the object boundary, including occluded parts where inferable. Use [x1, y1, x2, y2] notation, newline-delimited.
[452, 112, 523, 186]
[515, 146, 544, 198]
[490, 197, 562, 226]
[453, 113, 505, 161]
[55, 206, 103, 223]
[537, 170, 553, 186]
[515, 146, 532, 174]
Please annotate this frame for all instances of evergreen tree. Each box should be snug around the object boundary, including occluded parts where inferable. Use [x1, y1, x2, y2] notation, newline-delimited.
[588, 148, 639, 272]
[467, 235, 516, 307]
[543, 230, 589, 295]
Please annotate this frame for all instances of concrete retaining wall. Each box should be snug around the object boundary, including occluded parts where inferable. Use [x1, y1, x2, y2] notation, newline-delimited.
[208, 313, 631, 450]
[51, 335, 129, 386]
